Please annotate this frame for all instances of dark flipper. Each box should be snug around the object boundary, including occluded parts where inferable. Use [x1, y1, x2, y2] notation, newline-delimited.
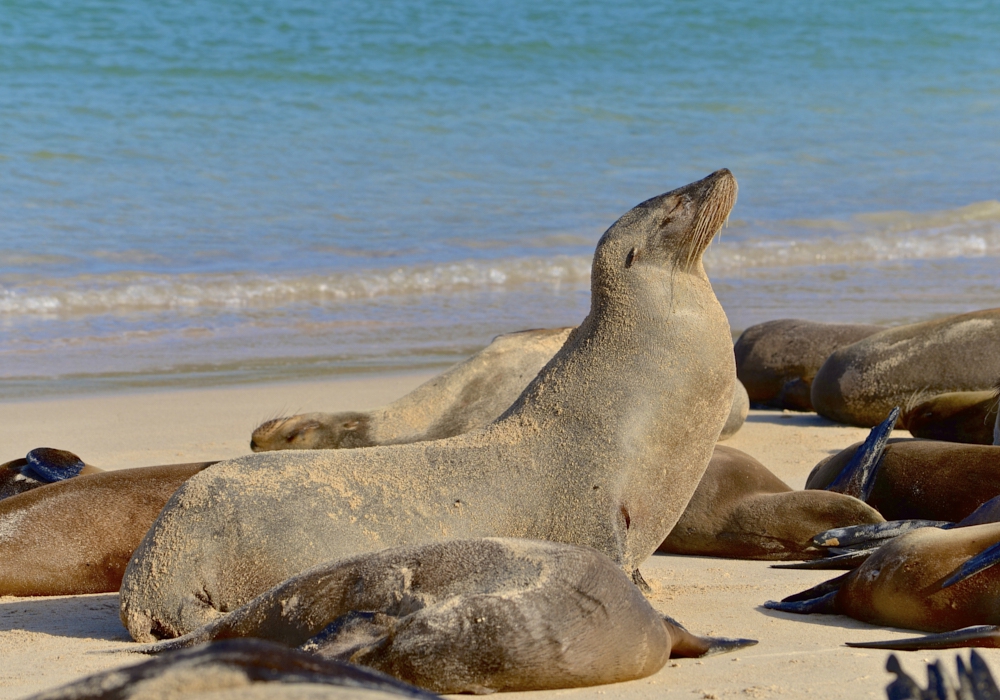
[778, 572, 850, 603]
[20, 447, 85, 483]
[762, 590, 839, 615]
[847, 626, 1000, 651]
[812, 520, 952, 549]
[826, 406, 900, 501]
[942, 541, 1000, 589]
[662, 616, 757, 658]
[771, 549, 873, 570]
[958, 495, 1000, 528]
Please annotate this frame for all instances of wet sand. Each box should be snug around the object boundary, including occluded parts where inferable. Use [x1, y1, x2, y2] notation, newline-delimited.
[0, 375, 987, 698]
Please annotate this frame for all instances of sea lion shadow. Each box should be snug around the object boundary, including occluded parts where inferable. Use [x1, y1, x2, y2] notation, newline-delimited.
[0, 593, 130, 641]
[744, 412, 841, 429]
[756, 605, 897, 634]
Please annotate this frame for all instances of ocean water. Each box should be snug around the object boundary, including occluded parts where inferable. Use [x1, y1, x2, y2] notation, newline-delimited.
[2, 1, 999, 398]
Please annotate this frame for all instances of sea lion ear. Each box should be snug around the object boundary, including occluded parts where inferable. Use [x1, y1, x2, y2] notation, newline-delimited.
[21, 448, 86, 483]
[624, 247, 639, 268]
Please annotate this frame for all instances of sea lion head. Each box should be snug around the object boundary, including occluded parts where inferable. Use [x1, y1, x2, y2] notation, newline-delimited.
[250, 412, 373, 451]
[590, 169, 737, 309]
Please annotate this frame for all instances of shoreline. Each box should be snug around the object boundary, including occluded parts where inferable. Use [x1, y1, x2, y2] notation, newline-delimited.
[0, 377, 993, 698]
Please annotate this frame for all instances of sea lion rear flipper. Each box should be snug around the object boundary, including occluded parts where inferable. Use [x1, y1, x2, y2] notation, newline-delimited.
[662, 617, 757, 658]
[20, 447, 86, 483]
[845, 626, 1000, 651]
[762, 590, 839, 615]
[957, 495, 1000, 528]
[942, 541, 1000, 589]
[826, 406, 899, 501]
[812, 520, 952, 550]
[770, 549, 873, 570]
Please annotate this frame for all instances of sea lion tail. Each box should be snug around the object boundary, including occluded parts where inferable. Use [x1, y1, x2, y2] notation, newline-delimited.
[770, 549, 873, 570]
[826, 407, 899, 501]
[20, 447, 87, 483]
[941, 541, 1000, 589]
[812, 520, 951, 550]
[846, 626, 1000, 651]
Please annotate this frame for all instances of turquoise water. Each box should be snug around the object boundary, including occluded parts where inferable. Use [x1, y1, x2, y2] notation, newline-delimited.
[2, 1, 999, 397]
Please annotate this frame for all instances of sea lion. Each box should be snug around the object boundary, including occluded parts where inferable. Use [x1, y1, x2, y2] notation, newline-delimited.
[0, 448, 101, 500]
[120, 170, 740, 641]
[904, 389, 1000, 445]
[764, 522, 1000, 633]
[810, 308, 1000, 427]
[26, 639, 440, 700]
[734, 319, 886, 411]
[0, 461, 214, 596]
[805, 437, 1000, 522]
[659, 445, 884, 560]
[250, 333, 749, 452]
[134, 539, 755, 694]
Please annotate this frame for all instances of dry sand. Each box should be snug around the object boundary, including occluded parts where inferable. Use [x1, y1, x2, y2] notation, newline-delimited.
[0, 375, 985, 698]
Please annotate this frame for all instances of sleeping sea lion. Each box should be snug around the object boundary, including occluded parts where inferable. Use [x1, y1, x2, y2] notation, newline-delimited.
[904, 389, 999, 445]
[0, 448, 101, 500]
[26, 639, 440, 700]
[659, 445, 884, 560]
[0, 461, 214, 596]
[734, 319, 886, 411]
[134, 539, 755, 694]
[805, 437, 1000, 522]
[764, 522, 1000, 634]
[250, 334, 749, 452]
[120, 170, 740, 641]
[810, 308, 1000, 427]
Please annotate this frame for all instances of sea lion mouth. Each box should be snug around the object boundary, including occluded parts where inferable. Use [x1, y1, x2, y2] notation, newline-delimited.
[683, 168, 738, 270]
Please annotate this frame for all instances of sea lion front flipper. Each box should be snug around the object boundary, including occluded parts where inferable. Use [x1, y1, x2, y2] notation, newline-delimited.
[762, 589, 839, 615]
[826, 406, 900, 501]
[812, 520, 952, 550]
[662, 617, 757, 658]
[846, 625, 1000, 651]
[957, 495, 1000, 528]
[20, 448, 86, 483]
[774, 571, 851, 603]
[771, 549, 873, 570]
[942, 541, 1000, 589]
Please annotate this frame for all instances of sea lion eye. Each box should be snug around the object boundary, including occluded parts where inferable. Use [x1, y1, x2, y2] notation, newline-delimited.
[625, 248, 637, 268]
[659, 198, 688, 227]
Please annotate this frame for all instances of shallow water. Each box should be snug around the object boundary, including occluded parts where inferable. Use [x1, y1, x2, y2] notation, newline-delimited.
[2, 1, 999, 398]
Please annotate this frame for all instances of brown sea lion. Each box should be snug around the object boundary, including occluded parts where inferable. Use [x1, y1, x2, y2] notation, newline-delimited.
[659, 445, 884, 560]
[120, 170, 740, 641]
[0, 448, 101, 500]
[764, 522, 1000, 634]
[904, 388, 999, 445]
[250, 334, 749, 452]
[0, 462, 214, 596]
[810, 308, 1000, 427]
[26, 639, 440, 700]
[734, 319, 886, 411]
[134, 539, 755, 694]
[805, 437, 1000, 522]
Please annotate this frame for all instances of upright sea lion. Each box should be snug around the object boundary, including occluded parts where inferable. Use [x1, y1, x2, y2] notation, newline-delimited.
[135, 539, 755, 694]
[764, 522, 1000, 634]
[250, 332, 749, 452]
[0, 448, 101, 500]
[805, 437, 1000, 522]
[120, 170, 740, 641]
[734, 319, 886, 411]
[904, 389, 999, 445]
[810, 308, 1000, 427]
[659, 445, 884, 560]
[0, 461, 214, 596]
[26, 639, 440, 700]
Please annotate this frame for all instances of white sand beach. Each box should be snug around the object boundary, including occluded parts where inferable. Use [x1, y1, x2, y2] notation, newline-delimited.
[0, 375, 985, 699]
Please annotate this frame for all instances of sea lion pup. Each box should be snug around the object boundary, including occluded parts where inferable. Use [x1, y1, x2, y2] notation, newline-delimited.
[0, 448, 102, 500]
[810, 308, 1000, 427]
[25, 639, 440, 700]
[0, 461, 214, 596]
[250, 327, 574, 451]
[734, 319, 886, 411]
[658, 445, 884, 560]
[904, 388, 1000, 445]
[133, 539, 756, 694]
[120, 170, 740, 641]
[764, 522, 1000, 633]
[250, 332, 749, 452]
[806, 435, 1000, 522]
